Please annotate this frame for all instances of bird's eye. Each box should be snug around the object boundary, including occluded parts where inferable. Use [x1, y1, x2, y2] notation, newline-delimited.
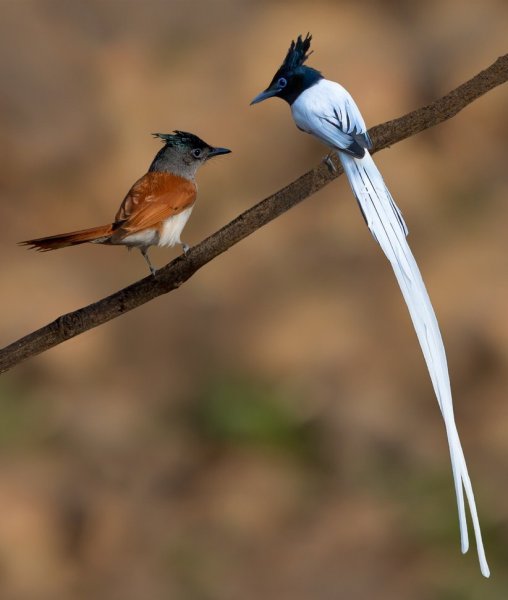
[277, 77, 287, 88]
[191, 148, 202, 158]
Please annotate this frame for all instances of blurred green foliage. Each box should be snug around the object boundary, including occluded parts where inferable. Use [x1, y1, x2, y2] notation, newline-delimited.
[0, 381, 42, 448]
[188, 375, 322, 464]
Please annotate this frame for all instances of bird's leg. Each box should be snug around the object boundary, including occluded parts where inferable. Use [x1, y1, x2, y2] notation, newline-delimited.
[181, 242, 190, 254]
[323, 152, 338, 173]
[140, 247, 157, 277]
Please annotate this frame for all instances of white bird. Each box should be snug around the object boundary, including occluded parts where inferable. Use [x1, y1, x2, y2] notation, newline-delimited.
[251, 33, 489, 577]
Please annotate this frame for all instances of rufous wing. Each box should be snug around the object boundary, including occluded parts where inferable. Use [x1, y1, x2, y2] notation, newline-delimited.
[112, 172, 196, 238]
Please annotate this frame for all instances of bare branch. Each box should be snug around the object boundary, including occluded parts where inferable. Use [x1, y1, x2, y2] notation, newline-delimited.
[1, 54, 507, 374]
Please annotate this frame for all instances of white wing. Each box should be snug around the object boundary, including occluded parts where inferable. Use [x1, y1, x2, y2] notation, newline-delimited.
[292, 79, 372, 157]
[293, 78, 490, 577]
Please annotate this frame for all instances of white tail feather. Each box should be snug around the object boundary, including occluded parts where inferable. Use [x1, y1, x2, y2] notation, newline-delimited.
[340, 150, 490, 577]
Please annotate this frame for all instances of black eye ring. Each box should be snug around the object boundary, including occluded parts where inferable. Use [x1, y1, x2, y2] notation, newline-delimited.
[191, 148, 202, 158]
[277, 77, 287, 88]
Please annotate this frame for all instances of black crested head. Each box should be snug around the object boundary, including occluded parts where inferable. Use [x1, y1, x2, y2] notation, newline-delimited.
[153, 130, 209, 151]
[281, 33, 313, 71]
[149, 131, 231, 177]
[250, 33, 323, 106]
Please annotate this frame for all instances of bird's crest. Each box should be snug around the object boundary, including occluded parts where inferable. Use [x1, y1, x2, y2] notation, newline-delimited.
[152, 131, 206, 148]
[281, 33, 313, 71]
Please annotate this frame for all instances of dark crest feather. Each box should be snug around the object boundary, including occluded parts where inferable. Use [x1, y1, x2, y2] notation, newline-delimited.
[152, 130, 206, 148]
[281, 33, 313, 70]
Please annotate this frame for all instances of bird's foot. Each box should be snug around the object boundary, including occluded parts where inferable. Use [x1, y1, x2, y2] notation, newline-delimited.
[181, 242, 190, 255]
[140, 247, 157, 277]
[323, 153, 337, 173]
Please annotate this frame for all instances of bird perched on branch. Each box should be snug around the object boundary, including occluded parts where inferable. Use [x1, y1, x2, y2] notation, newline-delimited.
[251, 33, 489, 577]
[21, 131, 231, 275]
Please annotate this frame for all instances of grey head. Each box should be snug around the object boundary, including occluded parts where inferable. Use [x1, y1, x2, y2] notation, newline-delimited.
[149, 131, 231, 179]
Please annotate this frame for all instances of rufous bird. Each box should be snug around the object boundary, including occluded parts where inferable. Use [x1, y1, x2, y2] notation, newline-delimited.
[21, 131, 231, 275]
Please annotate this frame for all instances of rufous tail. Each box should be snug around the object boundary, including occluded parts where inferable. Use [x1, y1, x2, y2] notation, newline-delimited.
[20, 224, 113, 251]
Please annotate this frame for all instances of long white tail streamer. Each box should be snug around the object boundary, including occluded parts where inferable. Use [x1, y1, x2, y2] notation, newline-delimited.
[340, 150, 490, 577]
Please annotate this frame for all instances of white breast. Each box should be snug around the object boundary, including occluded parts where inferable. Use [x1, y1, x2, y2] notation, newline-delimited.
[158, 205, 194, 248]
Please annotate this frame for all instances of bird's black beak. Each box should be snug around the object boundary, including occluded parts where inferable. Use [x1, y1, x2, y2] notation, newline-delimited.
[250, 88, 278, 105]
[208, 146, 232, 157]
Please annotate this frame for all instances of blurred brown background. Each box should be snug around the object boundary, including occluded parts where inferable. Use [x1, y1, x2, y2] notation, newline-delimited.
[1, 1, 507, 598]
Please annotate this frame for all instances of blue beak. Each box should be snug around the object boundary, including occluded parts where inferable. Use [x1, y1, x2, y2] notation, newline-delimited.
[208, 147, 232, 157]
[250, 88, 278, 105]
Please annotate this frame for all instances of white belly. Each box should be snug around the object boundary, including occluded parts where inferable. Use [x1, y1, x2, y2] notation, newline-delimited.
[121, 229, 158, 247]
[158, 206, 194, 248]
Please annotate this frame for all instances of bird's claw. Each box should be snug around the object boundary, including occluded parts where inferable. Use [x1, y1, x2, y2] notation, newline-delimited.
[323, 153, 337, 173]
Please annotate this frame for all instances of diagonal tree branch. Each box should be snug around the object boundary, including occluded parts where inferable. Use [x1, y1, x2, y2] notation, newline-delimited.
[1, 53, 507, 375]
